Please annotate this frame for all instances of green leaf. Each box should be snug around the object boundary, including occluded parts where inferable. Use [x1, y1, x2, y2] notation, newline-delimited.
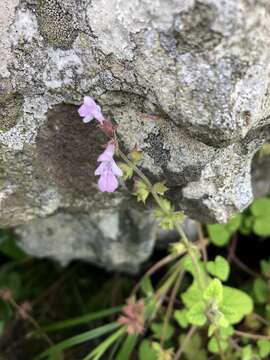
[206, 256, 230, 282]
[150, 323, 174, 342]
[203, 279, 223, 304]
[133, 180, 150, 203]
[242, 345, 254, 360]
[174, 309, 189, 328]
[139, 340, 157, 360]
[226, 214, 242, 233]
[253, 218, 270, 237]
[182, 281, 203, 309]
[119, 163, 133, 180]
[207, 224, 230, 247]
[36, 323, 120, 359]
[180, 333, 207, 360]
[152, 182, 168, 196]
[257, 340, 270, 358]
[260, 259, 270, 278]
[219, 326, 234, 339]
[240, 215, 253, 236]
[251, 198, 270, 217]
[0, 231, 27, 260]
[140, 277, 154, 297]
[186, 302, 207, 326]
[129, 150, 142, 164]
[221, 286, 253, 324]
[253, 278, 268, 304]
[208, 337, 228, 354]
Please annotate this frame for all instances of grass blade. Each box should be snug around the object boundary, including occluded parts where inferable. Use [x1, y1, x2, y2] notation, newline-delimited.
[83, 327, 125, 360]
[36, 322, 120, 359]
[42, 306, 122, 332]
[115, 334, 139, 360]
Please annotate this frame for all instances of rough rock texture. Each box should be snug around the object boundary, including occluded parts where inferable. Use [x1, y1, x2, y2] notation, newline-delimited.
[0, 0, 270, 270]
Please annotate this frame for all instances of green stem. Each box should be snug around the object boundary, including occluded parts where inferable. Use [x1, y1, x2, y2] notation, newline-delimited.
[118, 148, 206, 289]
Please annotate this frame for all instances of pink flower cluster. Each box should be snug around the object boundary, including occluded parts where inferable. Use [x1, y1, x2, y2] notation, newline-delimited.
[118, 298, 145, 334]
[78, 96, 122, 193]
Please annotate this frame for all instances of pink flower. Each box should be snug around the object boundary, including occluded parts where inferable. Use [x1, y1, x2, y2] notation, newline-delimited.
[95, 143, 123, 192]
[118, 298, 145, 334]
[78, 96, 104, 124]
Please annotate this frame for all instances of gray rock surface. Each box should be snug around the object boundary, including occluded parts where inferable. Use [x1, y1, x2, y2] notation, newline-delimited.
[0, 0, 270, 269]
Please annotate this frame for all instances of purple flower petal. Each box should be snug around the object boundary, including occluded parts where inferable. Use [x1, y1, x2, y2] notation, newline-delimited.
[98, 170, 118, 192]
[78, 96, 105, 124]
[111, 160, 123, 177]
[97, 144, 115, 162]
[82, 115, 94, 123]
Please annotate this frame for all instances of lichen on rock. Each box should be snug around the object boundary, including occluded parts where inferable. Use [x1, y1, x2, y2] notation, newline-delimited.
[0, 0, 270, 270]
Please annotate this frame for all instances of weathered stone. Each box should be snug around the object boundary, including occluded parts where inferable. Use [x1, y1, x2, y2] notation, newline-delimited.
[0, 0, 270, 269]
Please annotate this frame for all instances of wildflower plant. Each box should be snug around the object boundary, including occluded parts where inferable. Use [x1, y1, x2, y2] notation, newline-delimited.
[36, 97, 270, 360]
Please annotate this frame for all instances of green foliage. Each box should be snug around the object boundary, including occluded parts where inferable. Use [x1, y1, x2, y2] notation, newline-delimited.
[186, 301, 207, 326]
[251, 198, 270, 236]
[253, 278, 268, 304]
[154, 198, 184, 230]
[150, 323, 174, 342]
[152, 182, 168, 196]
[257, 340, 270, 358]
[139, 340, 156, 360]
[133, 180, 150, 203]
[206, 256, 230, 281]
[174, 309, 189, 329]
[179, 333, 207, 360]
[221, 287, 253, 324]
[203, 278, 223, 304]
[260, 258, 270, 277]
[207, 214, 242, 246]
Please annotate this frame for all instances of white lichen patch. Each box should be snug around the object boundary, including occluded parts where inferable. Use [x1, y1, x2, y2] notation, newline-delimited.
[87, 0, 194, 60]
[10, 8, 40, 45]
[0, 0, 19, 77]
[0, 95, 57, 150]
[43, 48, 83, 89]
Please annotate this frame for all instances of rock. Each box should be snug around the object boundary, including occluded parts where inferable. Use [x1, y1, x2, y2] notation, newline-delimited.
[0, 0, 270, 269]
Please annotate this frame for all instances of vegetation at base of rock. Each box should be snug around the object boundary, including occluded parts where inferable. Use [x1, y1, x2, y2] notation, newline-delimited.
[2, 192, 270, 359]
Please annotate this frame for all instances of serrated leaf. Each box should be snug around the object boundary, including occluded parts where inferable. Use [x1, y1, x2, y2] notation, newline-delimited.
[203, 279, 223, 304]
[186, 302, 207, 326]
[221, 286, 253, 324]
[133, 180, 150, 203]
[206, 256, 230, 282]
[129, 150, 142, 164]
[119, 163, 133, 180]
[152, 182, 168, 196]
[257, 340, 270, 358]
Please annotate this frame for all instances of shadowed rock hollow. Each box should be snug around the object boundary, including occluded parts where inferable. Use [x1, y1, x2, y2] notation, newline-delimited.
[0, 0, 270, 271]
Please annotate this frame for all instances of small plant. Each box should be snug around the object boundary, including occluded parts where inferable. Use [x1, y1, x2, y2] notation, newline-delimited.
[34, 96, 270, 360]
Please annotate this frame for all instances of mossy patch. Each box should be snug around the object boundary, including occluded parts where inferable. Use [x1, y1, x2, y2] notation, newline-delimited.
[0, 90, 23, 133]
[35, 0, 78, 49]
